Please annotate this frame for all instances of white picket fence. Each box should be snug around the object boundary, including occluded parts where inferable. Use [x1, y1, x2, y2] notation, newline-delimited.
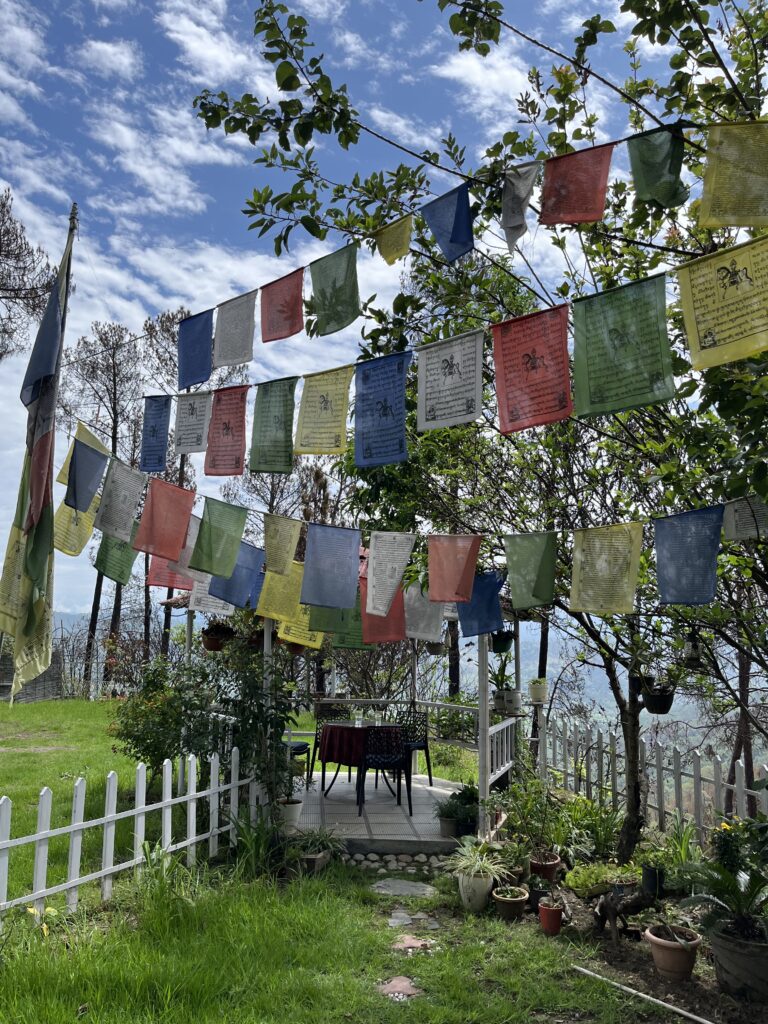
[0, 748, 264, 916]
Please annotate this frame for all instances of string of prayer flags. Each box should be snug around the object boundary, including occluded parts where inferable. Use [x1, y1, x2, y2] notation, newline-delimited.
[175, 391, 212, 455]
[95, 523, 140, 586]
[375, 215, 413, 265]
[209, 542, 265, 608]
[502, 162, 541, 251]
[360, 577, 406, 643]
[723, 496, 768, 542]
[421, 182, 475, 263]
[264, 514, 302, 576]
[147, 556, 194, 591]
[573, 275, 674, 416]
[569, 523, 643, 615]
[139, 395, 172, 473]
[676, 236, 768, 369]
[64, 439, 108, 513]
[189, 581, 234, 617]
[294, 365, 353, 455]
[277, 605, 324, 649]
[404, 585, 445, 642]
[249, 377, 298, 473]
[54, 495, 98, 556]
[428, 534, 482, 603]
[256, 560, 304, 621]
[188, 497, 248, 578]
[503, 532, 557, 609]
[331, 594, 369, 650]
[699, 122, 768, 228]
[492, 304, 572, 432]
[309, 246, 360, 336]
[167, 515, 210, 585]
[355, 352, 412, 467]
[213, 291, 256, 368]
[300, 523, 361, 608]
[366, 531, 416, 616]
[457, 571, 504, 637]
[260, 269, 304, 343]
[627, 127, 688, 209]
[57, 421, 109, 484]
[94, 462, 146, 542]
[307, 603, 344, 634]
[539, 145, 614, 225]
[204, 385, 248, 476]
[178, 309, 213, 389]
[133, 478, 195, 561]
[416, 330, 484, 431]
[655, 506, 724, 605]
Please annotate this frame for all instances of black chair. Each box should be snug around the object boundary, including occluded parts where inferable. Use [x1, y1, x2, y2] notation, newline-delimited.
[356, 725, 412, 817]
[396, 707, 433, 786]
[308, 703, 352, 787]
[281, 740, 311, 788]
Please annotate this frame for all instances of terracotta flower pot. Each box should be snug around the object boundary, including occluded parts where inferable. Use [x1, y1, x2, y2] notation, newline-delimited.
[539, 903, 563, 936]
[492, 887, 528, 921]
[645, 925, 701, 983]
[530, 851, 561, 882]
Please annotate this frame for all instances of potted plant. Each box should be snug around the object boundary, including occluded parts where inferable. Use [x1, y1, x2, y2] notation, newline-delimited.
[201, 618, 235, 652]
[289, 827, 345, 875]
[499, 839, 531, 883]
[644, 921, 702, 983]
[530, 847, 561, 882]
[453, 783, 480, 837]
[445, 837, 508, 913]
[434, 794, 460, 838]
[491, 629, 514, 654]
[639, 847, 667, 898]
[539, 894, 565, 936]
[426, 640, 446, 655]
[528, 677, 548, 704]
[639, 673, 676, 715]
[527, 874, 552, 912]
[492, 884, 528, 921]
[275, 755, 307, 835]
[492, 684, 509, 713]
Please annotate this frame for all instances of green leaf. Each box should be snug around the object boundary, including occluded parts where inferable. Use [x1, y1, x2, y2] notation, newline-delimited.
[300, 215, 323, 238]
[276, 60, 301, 92]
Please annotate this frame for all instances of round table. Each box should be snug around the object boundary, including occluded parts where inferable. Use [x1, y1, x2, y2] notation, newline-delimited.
[319, 722, 402, 795]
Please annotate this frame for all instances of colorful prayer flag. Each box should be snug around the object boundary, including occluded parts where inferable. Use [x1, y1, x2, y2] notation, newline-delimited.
[133, 478, 195, 561]
[249, 377, 297, 473]
[174, 391, 212, 455]
[502, 532, 557, 610]
[416, 330, 484, 431]
[360, 577, 406, 642]
[167, 515, 210, 585]
[277, 604, 324, 649]
[147, 556, 194, 590]
[57, 421, 109, 484]
[54, 494, 98, 557]
[294, 365, 353, 455]
[256, 561, 304, 621]
[492, 304, 572, 432]
[94, 461, 146, 542]
[655, 507, 723, 605]
[178, 309, 213, 389]
[539, 146, 614, 225]
[404, 585, 444, 642]
[209, 542, 265, 608]
[213, 291, 256, 368]
[375, 215, 413, 265]
[699, 122, 768, 228]
[139, 395, 172, 473]
[204, 385, 248, 476]
[188, 496, 248, 578]
[723, 496, 768, 542]
[428, 535, 482, 603]
[64, 439, 108, 513]
[456, 571, 504, 637]
[309, 246, 360, 336]
[573, 275, 674, 416]
[570, 523, 643, 615]
[307, 604, 344, 633]
[502, 162, 541, 250]
[627, 127, 688, 208]
[331, 593, 369, 649]
[421, 183, 475, 262]
[366, 531, 416, 617]
[355, 352, 412, 467]
[188, 581, 234, 617]
[264, 514, 302, 576]
[95, 523, 140, 586]
[260, 268, 304, 342]
[300, 523, 361, 608]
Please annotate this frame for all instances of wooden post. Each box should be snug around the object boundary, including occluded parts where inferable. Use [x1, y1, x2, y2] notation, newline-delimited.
[735, 758, 746, 818]
[609, 732, 618, 810]
[596, 728, 604, 805]
[713, 754, 723, 817]
[161, 759, 173, 851]
[185, 609, 194, 666]
[762, 765, 768, 816]
[101, 771, 118, 901]
[33, 788, 52, 914]
[66, 778, 86, 912]
[477, 632, 490, 837]
[186, 754, 197, 868]
[692, 750, 703, 842]
[209, 753, 220, 859]
[585, 726, 594, 800]
[133, 763, 146, 876]
[538, 713, 548, 782]
[673, 747, 683, 813]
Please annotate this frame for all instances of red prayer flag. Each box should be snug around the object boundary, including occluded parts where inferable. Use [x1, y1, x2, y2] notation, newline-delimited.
[492, 304, 572, 433]
[204, 385, 248, 476]
[539, 146, 614, 225]
[260, 268, 304, 342]
[133, 478, 195, 561]
[428, 535, 482, 603]
[360, 578, 406, 643]
[147, 556, 194, 590]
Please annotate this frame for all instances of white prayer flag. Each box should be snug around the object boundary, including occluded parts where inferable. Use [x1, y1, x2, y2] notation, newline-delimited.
[213, 291, 256, 368]
[416, 330, 484, 431]
[94, 461, 147, 542]
[175, 391, 213, 455]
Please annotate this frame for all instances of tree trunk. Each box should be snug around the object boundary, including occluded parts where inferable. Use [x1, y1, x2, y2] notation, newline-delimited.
[725, 647, 756, 817]
[82, 571, 104, 696]
[617, 673, 644, 863]
[447, 619, 460, 697]
[102, 583, 123, 685]
[143, 552, 151, 662]
[314, 652, 326, 695]
[537, 616, 549, 678]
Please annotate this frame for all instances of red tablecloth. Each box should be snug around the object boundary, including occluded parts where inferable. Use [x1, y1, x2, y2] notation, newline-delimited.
[319, 723, 401, 768]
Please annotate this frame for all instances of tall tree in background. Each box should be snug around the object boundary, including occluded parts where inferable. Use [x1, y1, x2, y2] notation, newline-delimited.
[0, 188, 53, 362]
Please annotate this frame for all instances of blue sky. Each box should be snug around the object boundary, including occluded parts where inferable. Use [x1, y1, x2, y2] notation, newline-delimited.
[0, 0, 668, 612]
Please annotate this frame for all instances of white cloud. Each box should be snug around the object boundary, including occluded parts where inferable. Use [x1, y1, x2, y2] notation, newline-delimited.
[367, 105, 447, 152]
[76, 38, 143, 81]
[0, 92, 25, 124]
[296, 0, 348, 21]
[0, 0, 47, 77]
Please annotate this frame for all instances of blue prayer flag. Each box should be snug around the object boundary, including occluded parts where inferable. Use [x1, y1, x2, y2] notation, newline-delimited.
[300, 524, 360, 608]
[421, 183, 475, 263]
[64, 439, 109, 513]
[655, 506, 724, 605]
[178, 309, 213, 389]
[457, 571, 505, 637]
[354, 351, 412, 468]
[209, 542, 265, 608]
[139, 395, 172, 473]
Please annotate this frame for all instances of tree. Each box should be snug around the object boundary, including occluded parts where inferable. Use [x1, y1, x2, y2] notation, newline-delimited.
[0, 188, 53, 362]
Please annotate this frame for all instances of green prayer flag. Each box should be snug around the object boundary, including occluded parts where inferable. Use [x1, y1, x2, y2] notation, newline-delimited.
[188, 497, 248, 578]
[331, 594, 371, 649]
[96, 522, 140, 585]
[309, 246, 360, 336]
[249, 377, 298, 474]
[307, 603, 344, 633]
[503, 532, 557, 610]
[573, 275, 675, 417]
[627, 128, 688, 208]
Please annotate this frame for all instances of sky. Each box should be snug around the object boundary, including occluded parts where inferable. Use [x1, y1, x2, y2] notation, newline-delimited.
[0, 0, 668, 613]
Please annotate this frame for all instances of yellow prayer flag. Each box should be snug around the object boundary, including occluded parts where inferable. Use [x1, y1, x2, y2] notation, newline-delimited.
[53, 494, 99, 556]
[676, 235, 768, 369]
[294, 366, 353, 455]
[264, 514, 302, 576]
[277, 603, 324, 649]
[374, 215, 413, 265]
[699, 122, 768, 228]
[569, 522, 643, 615]
[256, 561, 304, 622]
[57, 422, 110, 485]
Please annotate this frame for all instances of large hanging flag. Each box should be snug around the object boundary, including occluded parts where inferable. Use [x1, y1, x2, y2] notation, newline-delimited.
[249, 377, 298, 474]
[676, 236, 768, 369]
[260, 268, 304, 342]
[213, 291, 257, 368]
[174, 391, 212, 455]
[54, 494, 99, 557]
[457, 571, 505, 637]
[300, 523, 361, 608]
[178, 309, 213, 389]
[309, 246, 360, 336]
[277, 604, 324, 649]
[95, 523, 140, 586]
[366, 531, 416, 616]
[94, 461, 146, 542]
[139, 395, 172, 473]
[416, 330, 484, 431]
[0, 207, 75, 696]
[421, 182, 475, 262]
[133, 478, 195, 561]
[723, 496, 768, 542]
[147, 556, 194, 591]
[699, 122, 768, 228]
[492, 304, 571, 432]
[375, 215, 413, 265]
[307, 603, 344, 633]
[64, 439, 109, 513]
[655, 506, 724, 605]
[360, 577, 406, 642]
[503, 532, 557, 609]
[209, 542, 265, 608]
[167, 515, 209, 584]
[188, 496, 248, 578]
[204, 385, 248, 476]
[428, 535, 482, 603]
[573, 275, 675, 416]
[627, 127, 688, 208]
[332, 593, 369, 649]
[57, 421, 109, 484]
[404, 584, 444, 642]
[294, 365, 354, 455]
[256, 560, 304, 621]
[355, 351, 412, 467]
[540, 145, 614, 225]
[570, 523, 643, 615]
[264, 514, 302, 576]
[502, 162, 541, 251]
[188, 581, 234, 617]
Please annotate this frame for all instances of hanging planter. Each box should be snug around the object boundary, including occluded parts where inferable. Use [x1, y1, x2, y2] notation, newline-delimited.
[491, 630, 514, 654]
[426, 641, 447, 655]
[201, 623, 235, 652]
[641, 676, 676, 715]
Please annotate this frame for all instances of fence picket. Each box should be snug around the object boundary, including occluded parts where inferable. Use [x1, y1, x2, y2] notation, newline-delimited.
[609, 733, 618, 810]
[186, 754, 197, 868]
[692, 750, 703, 841]
[66, 778, 86, 912]
[762, 765, 768, 816]
[249, 780, 259, 826]
[713, 755, 723, 816]
[230, 747, 240, 844]
[209, 754, 220, 859]
[654, 741, 665, 829]
[673, 747, 683, 813]
[101, 771, 118, 901]
[596, 729, 604, 805]
[562, 719, 569, 791]
[538, 715, 547, 782]
[0, 796, 11, 912]
[735, 759, 746, 818]
[161, 759, 173, 850]
[585, 727, 594, 800]
[133, 763, 147, 875]
[573, 724, 580, 794]
[33, 788, 52, 914]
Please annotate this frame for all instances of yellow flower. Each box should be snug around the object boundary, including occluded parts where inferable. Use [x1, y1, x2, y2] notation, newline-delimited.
[719, 822, 732, 830]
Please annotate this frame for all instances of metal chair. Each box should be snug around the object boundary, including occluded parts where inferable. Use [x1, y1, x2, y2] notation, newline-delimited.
[357, 725, 412, 817]
[308, 703, 351, 787]
[281, 740, 311, 788]
[396, 706, 433, 786]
